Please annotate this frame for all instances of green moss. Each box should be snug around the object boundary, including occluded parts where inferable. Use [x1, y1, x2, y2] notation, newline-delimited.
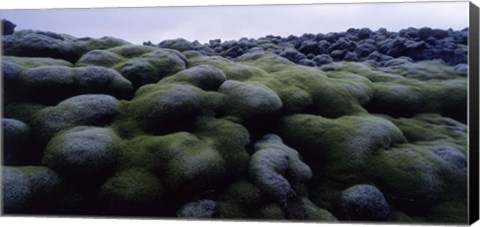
[279, 114, 406, 184]
[300, 197, 338, 221]
[194, 117, 250, 177]
[97, 168, 164, 215]
[387, 114, 467, 146]
[367, 144, 456, 213]
[254, 203, 285, 219]
[426, 201, 468, 223]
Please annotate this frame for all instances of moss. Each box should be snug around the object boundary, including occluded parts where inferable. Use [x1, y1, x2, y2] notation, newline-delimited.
[97, 168, 164, 215]
[367, 143, 464, 214]
[120, 84, 208, 134]
[254, 203, 285, 219]
[194, 117, 250, 177]
[219, 181, 263, 210]
[426, 201, 468, 223]
[300, 197, 338, 221]
[386, 114, 467, 146]
[279, 114, 406, 184]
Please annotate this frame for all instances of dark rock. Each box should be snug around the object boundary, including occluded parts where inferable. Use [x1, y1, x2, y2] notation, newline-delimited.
[177, 199, 217, 218]
[312, 54, 333, 66]
[2, 118, 31, 165]
[2, 19, 16, 35]
[2, 166, 64, 213]
[336, 184, 390, 221]
[158, 38, 194, 52]
[330, 50, 347, 61]
[434, 147, 467, 170]
[343, 52, 358, 61]
[298, 59, 317, 67]
[298, 40, 323, 55]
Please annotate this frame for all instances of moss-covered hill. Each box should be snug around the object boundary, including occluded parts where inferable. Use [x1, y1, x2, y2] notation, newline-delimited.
[2, 25, 468, 223]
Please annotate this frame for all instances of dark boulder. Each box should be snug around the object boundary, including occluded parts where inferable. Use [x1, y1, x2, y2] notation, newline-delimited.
[2, 19, 16, 35]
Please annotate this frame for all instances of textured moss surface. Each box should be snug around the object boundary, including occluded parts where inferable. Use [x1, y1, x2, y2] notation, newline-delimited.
[1, 30, 468, 223]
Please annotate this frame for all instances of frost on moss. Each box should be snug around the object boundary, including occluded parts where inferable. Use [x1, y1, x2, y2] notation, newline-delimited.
[112, 48, 187, 89]
[219, 80, 283, 121]
[31, 94, 120, 143]
[249, 134, 312, 219]
[75, 49, 124, 67]
[42, 126, 120, 183]
[160, 64, 227, 91]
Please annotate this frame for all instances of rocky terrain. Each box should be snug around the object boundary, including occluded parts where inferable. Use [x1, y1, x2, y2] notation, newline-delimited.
[1, 19, 468, 223]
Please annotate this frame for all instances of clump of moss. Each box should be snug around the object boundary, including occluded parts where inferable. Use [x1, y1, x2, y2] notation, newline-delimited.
[96, 168, 164, 215]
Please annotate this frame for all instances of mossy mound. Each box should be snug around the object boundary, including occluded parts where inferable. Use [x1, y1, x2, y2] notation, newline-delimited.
[42, 126, 120, 183]
[2, 28, 468, 223]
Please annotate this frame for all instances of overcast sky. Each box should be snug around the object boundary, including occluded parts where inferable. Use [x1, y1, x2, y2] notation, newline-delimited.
[1, 1, 469, 45]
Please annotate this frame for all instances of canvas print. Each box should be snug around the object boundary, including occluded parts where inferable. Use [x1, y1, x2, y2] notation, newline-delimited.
[0, 1, 473, 224]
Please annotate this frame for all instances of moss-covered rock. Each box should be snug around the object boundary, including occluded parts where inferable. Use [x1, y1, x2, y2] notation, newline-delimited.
[76, 49, 124, 67]
[250, 134, 311, 201]
[301, 197, 338, 221]
[74, 66, 134, 99]
[31, 94, 120, 143]
[42, 126, 120, 181]
[219, 80, 282, 121]
[97, 168, 164, 215]
[279, 114, 406, 184]
[160, 64, 227, 91]
[2, 166, 64, 213]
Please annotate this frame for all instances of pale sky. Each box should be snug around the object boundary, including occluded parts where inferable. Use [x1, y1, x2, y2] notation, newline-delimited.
[0, 1, 470, 45]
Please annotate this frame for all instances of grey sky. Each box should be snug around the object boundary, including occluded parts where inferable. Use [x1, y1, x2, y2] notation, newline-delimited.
[1, 2, 469, 45]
